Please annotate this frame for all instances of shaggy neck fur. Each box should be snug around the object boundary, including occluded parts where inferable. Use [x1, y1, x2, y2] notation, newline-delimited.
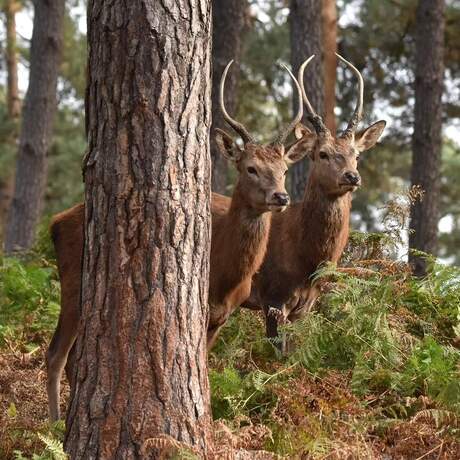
[298, 173, 352, 269]
[210, 184, 271, 305]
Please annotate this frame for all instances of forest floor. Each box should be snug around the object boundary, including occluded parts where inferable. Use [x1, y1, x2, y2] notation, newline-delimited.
[1, 324, 460, 459]
[1, 230, 460, 459]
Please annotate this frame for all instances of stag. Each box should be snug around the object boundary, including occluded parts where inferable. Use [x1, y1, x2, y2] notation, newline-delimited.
[238, 54, 387, 343]
[45, 60, 310, 420]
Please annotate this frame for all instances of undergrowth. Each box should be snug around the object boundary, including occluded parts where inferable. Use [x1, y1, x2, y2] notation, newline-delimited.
[208, 251, 460, 457]
[1, 193, 460, 458]
[208, 189, 460, 457]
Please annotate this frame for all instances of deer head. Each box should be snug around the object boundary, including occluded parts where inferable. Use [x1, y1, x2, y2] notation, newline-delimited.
[215, 60, 311, 212]
[295, 54, 386, 197]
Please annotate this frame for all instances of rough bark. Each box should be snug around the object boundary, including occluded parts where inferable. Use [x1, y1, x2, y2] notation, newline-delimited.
[64, 1, 213, 458]
[322, 0, 337, 134]
[211, 0, 247, 193]
[4, 0, 64, 254]
[289, 0, 324, 201]
[3, 0, 20, 118]
[409, 0, 445, 276]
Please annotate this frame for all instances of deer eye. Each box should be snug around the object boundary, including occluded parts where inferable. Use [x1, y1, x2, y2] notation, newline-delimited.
[319, 151, 329, 160]
[356, 154, 361, 161]
[247, 166, 258, 176]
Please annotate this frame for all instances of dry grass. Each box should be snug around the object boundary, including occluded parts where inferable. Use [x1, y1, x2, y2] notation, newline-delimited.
[0, 347, 69, 459]
[1, 345, 459, 459]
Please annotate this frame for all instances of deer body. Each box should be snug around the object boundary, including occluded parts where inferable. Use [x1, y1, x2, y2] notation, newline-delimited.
[208, 189, 271, 347]
[242, 53, 387, 340]
[243, 168, 352, 325]
[46, 59, 309, 420]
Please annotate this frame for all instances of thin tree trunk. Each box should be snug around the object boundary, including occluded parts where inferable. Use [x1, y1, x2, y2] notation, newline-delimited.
[64, 1, 213, 458]
[322, 0, 337, 134]
[0, 0, 21, 243]
[4, 0, 64, 254]
[289, 0, 323, 201]
[211, 0, 248, 194]
[409, 0, 445, 276]
[3, 0, 20, 118]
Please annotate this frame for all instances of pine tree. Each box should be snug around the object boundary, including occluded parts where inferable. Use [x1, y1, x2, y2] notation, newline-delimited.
[409, 0, 445, 276]
[289, 0, 323, 201]
[64, 1, 213, 457]
[4, 0, 65, 254]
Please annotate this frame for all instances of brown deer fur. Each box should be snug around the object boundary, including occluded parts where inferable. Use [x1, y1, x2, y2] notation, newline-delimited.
[45, 127, 309, 421]
[240, 121, 387, 339]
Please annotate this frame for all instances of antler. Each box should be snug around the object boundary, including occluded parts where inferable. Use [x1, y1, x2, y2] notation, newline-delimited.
[272, 64, 304, 146]
[336, 53, 364, 138]
[298, 55, 329, 135]
[220, 60, 254, 144]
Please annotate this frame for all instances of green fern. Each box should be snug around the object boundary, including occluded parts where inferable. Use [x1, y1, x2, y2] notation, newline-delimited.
[37, 433, 66, 460]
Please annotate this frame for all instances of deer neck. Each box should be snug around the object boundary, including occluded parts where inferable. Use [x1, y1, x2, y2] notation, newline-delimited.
[298, 176, 351, 264]
[225, 184, 271, 276]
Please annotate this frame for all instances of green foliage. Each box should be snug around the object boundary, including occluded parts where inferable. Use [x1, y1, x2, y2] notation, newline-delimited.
[11, 420, 66, 460]
[209, 365, 282, 421]
[210, 226, 460, 456]
[0, 255, 59, 347]
[399, 337, 460, 407]
[237, 1, 290, 143]
[46, 105, 85, 215]
[283, 260, 460, 408]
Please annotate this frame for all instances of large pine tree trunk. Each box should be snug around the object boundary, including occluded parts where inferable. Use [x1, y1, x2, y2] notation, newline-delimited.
[64, 1, 213, 458]
[211, 0, 247, 194]
[322, 0, 337, 134]
[4, 0, 64, 254]
[289, 0, 324, 201]
[409, 0, 445, 276]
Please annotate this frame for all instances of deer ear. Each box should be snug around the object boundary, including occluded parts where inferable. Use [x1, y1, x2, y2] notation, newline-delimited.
[294, 123, 312, 140]
[284, 131, 317, 164]
[215, 128, 243, 162]
[355, 120, 386, 152]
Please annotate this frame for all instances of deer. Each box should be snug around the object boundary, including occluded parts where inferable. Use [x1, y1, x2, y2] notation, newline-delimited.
[222, 54, 387, 346]
[45, 59, 311, 421]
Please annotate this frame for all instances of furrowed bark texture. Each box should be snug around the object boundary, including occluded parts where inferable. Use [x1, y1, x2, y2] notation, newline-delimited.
[64, 1, 213, 458]
[211, 0, 247, 193]
[409, 0, 445, 276]
[322, 0, 337, 134]
[289, 0, 323, 201]
[4, 0, 64, 254]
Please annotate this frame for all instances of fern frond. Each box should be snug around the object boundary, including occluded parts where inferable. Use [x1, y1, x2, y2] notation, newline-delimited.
[37, 433, 67, 460]
[412, 409, 459, 428]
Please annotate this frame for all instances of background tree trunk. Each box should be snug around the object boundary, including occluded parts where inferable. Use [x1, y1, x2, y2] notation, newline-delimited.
[64, 1, 213, 458]
[4, 0, 64, 254]
[3, 0, 20, 118]
[322, 0, 337, 134]
[289, 0, 324, 201]
[409, 0, 445, 276]
[0, 0, 21, 243]
[211, 0, 248, 194]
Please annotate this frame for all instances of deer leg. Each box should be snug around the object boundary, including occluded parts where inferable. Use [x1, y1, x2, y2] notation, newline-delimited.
[65, 342, 77, 389]
[266, 305, 288, 352]
[207, 324, 224, 351]
[46, 308, 79, 421]
[288, 284, 321, 323]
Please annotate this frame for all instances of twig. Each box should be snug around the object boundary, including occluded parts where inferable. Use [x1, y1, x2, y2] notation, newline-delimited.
[415, 443, 443, 460]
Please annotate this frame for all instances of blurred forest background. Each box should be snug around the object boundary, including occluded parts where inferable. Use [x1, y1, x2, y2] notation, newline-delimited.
[0, 0, 459, 262]
[1, 1, 460, 458]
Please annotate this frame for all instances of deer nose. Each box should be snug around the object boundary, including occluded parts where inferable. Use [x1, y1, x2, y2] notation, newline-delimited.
[272, 192, 290, 206]
[343, 171, 361, 185]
